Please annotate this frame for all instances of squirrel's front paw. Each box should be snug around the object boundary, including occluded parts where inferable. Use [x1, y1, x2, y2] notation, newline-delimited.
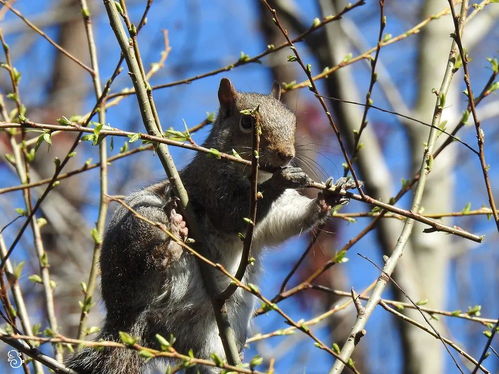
[319, 177, 358, 209]
[270, 166, 312, 189]
[157, 209, 188, 267]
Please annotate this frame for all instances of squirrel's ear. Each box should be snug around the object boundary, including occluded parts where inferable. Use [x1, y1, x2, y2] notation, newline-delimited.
[218, 78, 237, 110]
[271, 82, 282, 101]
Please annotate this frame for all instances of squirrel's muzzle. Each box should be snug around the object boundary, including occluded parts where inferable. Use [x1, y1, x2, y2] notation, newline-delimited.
[264, 144, 295, 168]
[276, 150, 294, 165]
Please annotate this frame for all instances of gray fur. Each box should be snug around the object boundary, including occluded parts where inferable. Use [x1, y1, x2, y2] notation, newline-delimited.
[66, 79, 339, 373]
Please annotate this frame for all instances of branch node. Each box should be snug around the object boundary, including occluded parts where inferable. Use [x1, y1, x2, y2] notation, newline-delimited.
[350, 288, 365, 316]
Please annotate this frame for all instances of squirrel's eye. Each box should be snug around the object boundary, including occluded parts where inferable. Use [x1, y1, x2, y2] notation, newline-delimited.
[239, 115, 254, 133]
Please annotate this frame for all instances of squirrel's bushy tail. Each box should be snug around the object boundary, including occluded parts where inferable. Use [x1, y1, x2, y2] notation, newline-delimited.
[65, 343, 142, 374]
[65, 347, 100, 374]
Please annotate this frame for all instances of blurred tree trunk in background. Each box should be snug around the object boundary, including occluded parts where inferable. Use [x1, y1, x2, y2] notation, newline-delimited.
[399, 1, 456, 372]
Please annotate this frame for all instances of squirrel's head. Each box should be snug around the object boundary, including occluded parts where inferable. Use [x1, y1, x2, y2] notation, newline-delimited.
[213, 78, 296, 172]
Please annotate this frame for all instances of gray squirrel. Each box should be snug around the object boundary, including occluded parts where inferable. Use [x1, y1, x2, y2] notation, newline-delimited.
[66, 78, 354, 373]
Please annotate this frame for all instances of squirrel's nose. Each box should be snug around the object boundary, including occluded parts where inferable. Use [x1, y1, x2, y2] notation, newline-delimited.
[277, 151, 294, 164]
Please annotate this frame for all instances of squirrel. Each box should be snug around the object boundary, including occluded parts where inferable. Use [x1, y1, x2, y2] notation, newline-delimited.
[66, 78, 355, 373]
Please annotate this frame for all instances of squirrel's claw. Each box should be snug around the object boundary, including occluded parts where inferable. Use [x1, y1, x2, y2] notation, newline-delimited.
[320, 177, 358, 208]
[332, 177, 358, 193]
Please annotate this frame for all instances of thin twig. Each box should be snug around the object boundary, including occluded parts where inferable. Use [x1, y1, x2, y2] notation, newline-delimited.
[448, 4, 499, 373]
[0, 333, 262, 374]
[432, 68, 497, 159]
[311, 286, 497, 325]
[471, 318, 499, 374]
[249, 282, 376, 344]
[278, 229, 322, 295]
[218, 111, 261, 300]
[318, 94, 478, 155]
[1, 27, 62, 362]
[332, 208, 499, 220]
[76, 0, 109, 341]
[0, 335, 77, 374]
[0, 235, 45, 373]
[349, 0, 386, 172]
[447, 0, 499, 233]
[0, 121, 248, 165]
[9, 135, 63, 361]
[0, 0, 94, 74]
[329, 1, 468, 371]
[308, 181, 482, 242]
[261, 0, 364, 197]
[380, 302, 489, 373]
[0, 145, 153, 195]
